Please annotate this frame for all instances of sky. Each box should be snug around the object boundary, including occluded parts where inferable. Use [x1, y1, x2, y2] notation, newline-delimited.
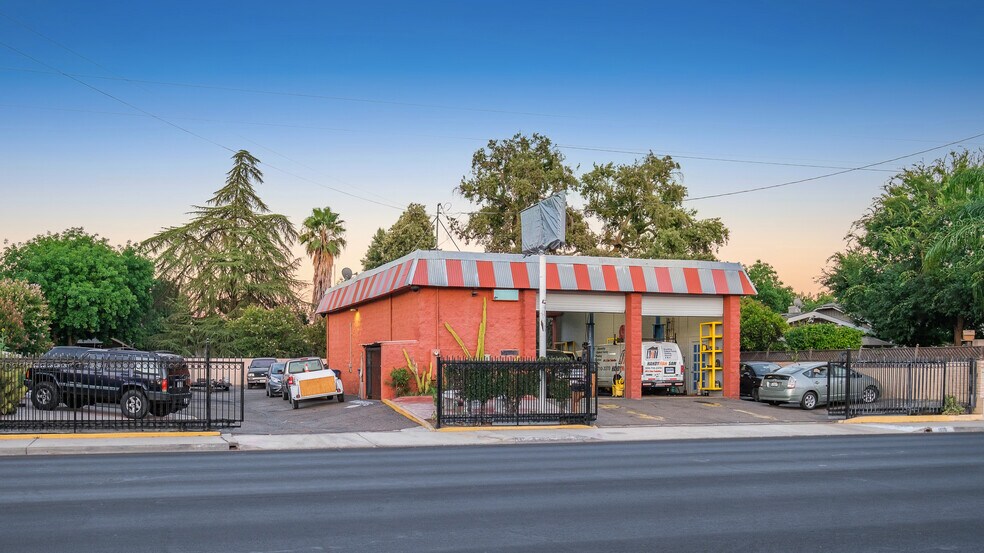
[1, 1, 983, 297]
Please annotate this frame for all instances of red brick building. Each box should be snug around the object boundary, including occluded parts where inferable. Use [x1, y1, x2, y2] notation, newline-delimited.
[315, 251, 756, 401]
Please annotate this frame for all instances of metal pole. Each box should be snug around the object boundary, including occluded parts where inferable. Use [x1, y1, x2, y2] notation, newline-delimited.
[205, 339, 212, 431]
[844, 349, 852, 418]
[435, 355, 442, 429]
[538, 253, 547, 403]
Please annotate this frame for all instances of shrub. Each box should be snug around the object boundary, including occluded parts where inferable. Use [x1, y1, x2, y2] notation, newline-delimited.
[388, 367, 413, 397]
[783, 323, 863, 351]
[0, 362, 27, 415]
[942, 395, 966, 415]
[0, 278, 53, 355]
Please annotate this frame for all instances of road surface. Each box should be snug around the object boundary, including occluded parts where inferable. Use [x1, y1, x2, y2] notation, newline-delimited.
[2, 433, 982, 552]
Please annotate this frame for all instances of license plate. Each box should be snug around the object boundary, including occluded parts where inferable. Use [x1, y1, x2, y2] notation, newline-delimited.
[768, 381, 778, 387]
[175, 381, 184, 388]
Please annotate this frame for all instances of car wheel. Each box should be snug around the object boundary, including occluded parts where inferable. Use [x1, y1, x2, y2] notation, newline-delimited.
[291, 398, 299, 410]
[120, 389, 149, 419]
[767, 401, 781, 406]
[337, 393, 345, 403]
[800, 391, 818, 410]
[752, 388, 760, 402]
[31, 381, 60, 411]
[282, 390, 288, 401]
[861, 385, 879, 404]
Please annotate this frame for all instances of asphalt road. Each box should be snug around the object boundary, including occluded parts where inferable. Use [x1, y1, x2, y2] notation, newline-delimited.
[2, 434, 983, 552]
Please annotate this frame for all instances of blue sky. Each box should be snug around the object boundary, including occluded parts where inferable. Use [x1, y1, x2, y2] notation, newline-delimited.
[1, 1, 982, 294]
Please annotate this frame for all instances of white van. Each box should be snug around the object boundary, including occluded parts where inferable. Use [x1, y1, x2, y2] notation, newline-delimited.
[595, 341, 686, 392]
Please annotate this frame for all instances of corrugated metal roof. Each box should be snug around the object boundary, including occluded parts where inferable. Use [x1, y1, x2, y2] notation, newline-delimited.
[316, 250, 757, 314]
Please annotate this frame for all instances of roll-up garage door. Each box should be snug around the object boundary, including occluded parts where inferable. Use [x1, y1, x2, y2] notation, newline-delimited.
[642, 295, 722, 317]
[545, 292, 624, 313]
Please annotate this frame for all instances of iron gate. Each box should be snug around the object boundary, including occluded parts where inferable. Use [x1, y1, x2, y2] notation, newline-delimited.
[436, 357, 597, 427]
[828, 352, 978, 419]
[0, 353, 244, 432]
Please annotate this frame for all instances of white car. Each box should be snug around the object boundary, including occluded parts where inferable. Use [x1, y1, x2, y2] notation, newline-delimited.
[283, 357, 345, 409]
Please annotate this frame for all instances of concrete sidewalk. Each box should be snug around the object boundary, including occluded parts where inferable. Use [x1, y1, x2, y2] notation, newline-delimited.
[2, 419, 981, 456]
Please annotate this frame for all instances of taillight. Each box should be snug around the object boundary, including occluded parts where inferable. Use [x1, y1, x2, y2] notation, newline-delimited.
[287, 376, 295, 385]
[162, 378, 168, 392]
[786, 378, 796, 389]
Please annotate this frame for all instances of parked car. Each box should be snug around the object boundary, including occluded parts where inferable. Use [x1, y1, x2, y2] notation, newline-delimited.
[282, 357, 344, 409]
[265, 362, 285, 397]
[758, 361, 881, 410]
[26, 348, 192, 419]
[246, 358, 277, 388]
[739, 361, 781, 401]
[191, 377, 231, 391]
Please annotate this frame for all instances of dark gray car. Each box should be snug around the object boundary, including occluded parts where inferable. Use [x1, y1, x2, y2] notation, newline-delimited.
[265, 362, 285, 397]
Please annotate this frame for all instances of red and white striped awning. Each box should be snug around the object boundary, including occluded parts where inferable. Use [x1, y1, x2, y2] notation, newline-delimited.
[316, 251, 756, 314]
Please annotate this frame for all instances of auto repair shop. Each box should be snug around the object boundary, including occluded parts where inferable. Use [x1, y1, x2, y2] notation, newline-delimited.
[315, 250, 756, 401]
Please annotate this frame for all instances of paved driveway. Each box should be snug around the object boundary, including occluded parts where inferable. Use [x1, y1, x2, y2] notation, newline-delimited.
[596, 395, 830, 426]
[231, 387, 416, 435]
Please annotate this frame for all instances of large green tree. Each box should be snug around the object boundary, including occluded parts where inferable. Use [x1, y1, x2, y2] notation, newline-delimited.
[578, 153, 728, 260]
[143, 150, 301, 316]
[227, 306, 314, 358]
[0, 229, 155, 345]
[745, 260, 796, 314]
[299, 206, 347, 310]
[823, 151, 984, 345]
[0, 278, 53, 355]
[452, 133, 596, 254]
[362, 203, 437, 270]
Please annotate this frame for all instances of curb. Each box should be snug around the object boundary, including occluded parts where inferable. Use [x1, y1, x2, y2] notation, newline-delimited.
[0, 431, 222, 440]
[436, 424, 594, 432]
[382, 399, 434, 430]
[838, 414, 983, 424]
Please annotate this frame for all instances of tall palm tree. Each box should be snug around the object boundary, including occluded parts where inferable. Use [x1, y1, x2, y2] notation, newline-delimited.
[300, 207, 347, 311]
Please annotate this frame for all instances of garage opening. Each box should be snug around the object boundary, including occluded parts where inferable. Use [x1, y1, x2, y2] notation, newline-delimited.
[544, 292, 725, 396]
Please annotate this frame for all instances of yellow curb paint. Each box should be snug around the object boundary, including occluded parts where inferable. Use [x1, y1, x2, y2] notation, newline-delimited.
[382, 399, 435, 431]
[0, 431, 221, 440]
[732, 409, 776, 421]
[437, 424, 593, 432]
[838, 414, 983, 424]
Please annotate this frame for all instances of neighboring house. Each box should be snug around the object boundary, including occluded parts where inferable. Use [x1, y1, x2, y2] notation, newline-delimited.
[783, 302, 892, 347]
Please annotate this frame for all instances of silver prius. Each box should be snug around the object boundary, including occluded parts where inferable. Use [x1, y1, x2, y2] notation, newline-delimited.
[758, 361, 881, 410]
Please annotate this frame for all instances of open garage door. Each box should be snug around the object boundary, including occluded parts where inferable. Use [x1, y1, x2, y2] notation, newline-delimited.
[546, 292, 624, 313]
[641, 295, 723, 317]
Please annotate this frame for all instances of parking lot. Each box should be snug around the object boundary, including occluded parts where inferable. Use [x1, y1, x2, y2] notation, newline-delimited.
[232, 387, 417, 435]
[596, 395, 831, 426]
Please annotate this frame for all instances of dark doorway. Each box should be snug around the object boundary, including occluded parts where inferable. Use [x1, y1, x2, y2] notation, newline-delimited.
[364, 345, 382, 399]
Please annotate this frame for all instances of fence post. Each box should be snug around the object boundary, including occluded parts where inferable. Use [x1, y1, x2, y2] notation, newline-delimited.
[845, 349, 852, 418]
[205, 339, 212, 431]
[435, 355, 442, 429]
[942, 362, 947, 414]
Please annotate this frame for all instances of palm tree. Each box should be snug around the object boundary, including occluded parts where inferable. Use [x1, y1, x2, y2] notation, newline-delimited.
[300, 207, 347, 311]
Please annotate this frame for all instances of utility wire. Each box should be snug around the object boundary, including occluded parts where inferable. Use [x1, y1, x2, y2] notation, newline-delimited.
[685, 129, 984, 201]
[0, 41, 407, 211]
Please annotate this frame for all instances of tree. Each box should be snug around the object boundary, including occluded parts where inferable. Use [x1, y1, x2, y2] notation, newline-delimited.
[1, 229, 155, 345]
[0, 279, 53, 355]
[823, 151, 984, 345]
[227, 306, 313, 358]
[926, 198, 984, 312]
[578, 153, 729, 260]
[299, 206, 347, 310]
[452, 133, 596, 254]
[143, 150, 301, 316]
[739, 297, 788, 351]
[745, 260, 796, 314]
[783, 324, 863, 351]
[361, 203, 437, 270]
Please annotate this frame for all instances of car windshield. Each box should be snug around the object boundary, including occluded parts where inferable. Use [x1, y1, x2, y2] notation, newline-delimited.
[249, 358, 276, 369]
[270, 363, 285, 374]
[775, 364, 824, 375]
[286, 359, 323, 374]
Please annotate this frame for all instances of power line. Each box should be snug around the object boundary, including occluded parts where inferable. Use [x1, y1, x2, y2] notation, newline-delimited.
[684, 129, 984, 201]
[1, 102, 906, 174]
[0, 41, 407, 211]
[0, 66, 574, 119]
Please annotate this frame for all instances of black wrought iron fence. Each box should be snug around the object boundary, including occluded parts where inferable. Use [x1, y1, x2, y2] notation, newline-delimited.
[436, 357, 597, 427]
[0, 351, 244, 432]
[828, 354, 977, 418]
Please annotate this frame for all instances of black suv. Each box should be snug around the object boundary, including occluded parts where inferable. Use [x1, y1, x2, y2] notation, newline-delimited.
[26, 348, 193, 419]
